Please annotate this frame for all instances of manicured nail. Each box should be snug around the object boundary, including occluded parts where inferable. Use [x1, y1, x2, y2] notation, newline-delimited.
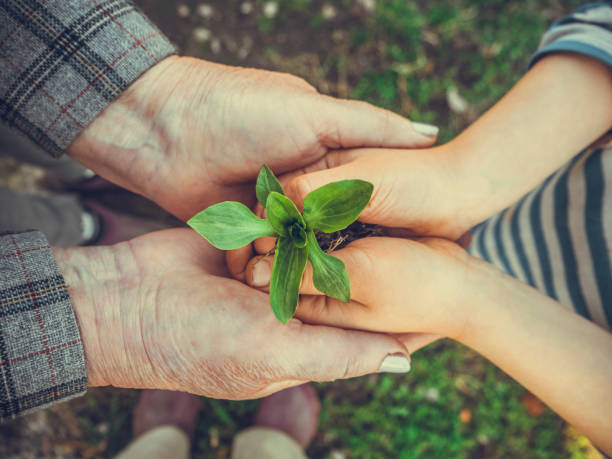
[251, 258, 271, 287]
[379, 353, 411, 373]
[412, 122, 439, 137]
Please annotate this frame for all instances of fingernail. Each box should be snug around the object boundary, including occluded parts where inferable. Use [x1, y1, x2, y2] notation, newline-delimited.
[412, 122, 439, 137]
[379, 353, 411, 373]
[251, 258, 271, 287]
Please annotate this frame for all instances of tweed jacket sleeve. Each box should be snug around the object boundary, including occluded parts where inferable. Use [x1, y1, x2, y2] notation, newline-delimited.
[0, 0, 176, 158]
[0, 231, 86, 421]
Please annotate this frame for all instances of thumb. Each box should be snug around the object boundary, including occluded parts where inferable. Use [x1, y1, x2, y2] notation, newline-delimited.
[281, 322, 411, 381]
[393, 333, 442, 354]
[316, 96, 438, 149]
[284, 155, 397, 226]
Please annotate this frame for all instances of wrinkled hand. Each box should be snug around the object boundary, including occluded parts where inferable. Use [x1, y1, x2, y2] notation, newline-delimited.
[67, 56, 437, 221]
[54, 229, 412, 399]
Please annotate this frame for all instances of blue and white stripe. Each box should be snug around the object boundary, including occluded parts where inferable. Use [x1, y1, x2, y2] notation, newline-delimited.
[469, 146, 612, 330]
[469, 3, 612, 330]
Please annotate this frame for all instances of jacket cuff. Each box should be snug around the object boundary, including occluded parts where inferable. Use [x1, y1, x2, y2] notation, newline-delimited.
[0, 231, 87, 421]
[0, 0, 176, 157]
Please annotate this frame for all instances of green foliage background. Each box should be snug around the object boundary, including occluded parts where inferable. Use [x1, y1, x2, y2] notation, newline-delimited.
[118, 1, 598, 458]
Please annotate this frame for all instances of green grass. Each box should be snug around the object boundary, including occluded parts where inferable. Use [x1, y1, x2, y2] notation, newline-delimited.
[181, 341, 569, 458]
[124, 1, 596, 457]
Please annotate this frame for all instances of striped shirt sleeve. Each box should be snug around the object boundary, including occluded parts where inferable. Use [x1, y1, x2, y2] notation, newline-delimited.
[0, 231, 87, 421]
[0, 0, 176, 158]
[468, 4, 612, 331]
[468, 146, 612, 331]
[529, 2, 612, 69]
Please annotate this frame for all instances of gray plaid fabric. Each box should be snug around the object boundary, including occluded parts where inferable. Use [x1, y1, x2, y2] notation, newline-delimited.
[0, 0, 176, 157]
[0, 230, 86, 421]
[0, 1, 176, 419]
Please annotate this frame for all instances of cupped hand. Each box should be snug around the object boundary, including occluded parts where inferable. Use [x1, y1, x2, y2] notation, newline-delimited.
[275, 146, 477, 242]
[233, 235, 480, 342]
[67, 56, 437, 221]
[55, 229, 412, 399]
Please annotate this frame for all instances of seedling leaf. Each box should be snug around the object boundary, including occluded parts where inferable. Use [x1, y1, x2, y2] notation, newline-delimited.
[188, 201, 276, 250]
[289, 223, 307, 248]
[266, 191, 305, 236]
[269, 237, 308, 324]
[256, 165, 284, 208]
[303, 180, 373, 233]
[307, 231, 350, 302]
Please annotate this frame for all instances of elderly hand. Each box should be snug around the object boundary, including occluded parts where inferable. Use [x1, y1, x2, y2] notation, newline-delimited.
[53, 229, 412, 399]
[66, 56, 437, 221]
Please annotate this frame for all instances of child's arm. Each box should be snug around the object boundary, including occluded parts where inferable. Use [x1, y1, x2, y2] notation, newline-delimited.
[450, 52, 612, 227]
[242, 236, 612, 454]
[281, 4, 612, 240]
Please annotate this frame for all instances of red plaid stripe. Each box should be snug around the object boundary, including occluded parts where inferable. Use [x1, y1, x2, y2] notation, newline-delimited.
[0, 0, 175, 157]
[10, 235, 58, 397]
[0, 245, 50, 262]
[0, 0, 50, 48]
[0, 339, 81, 368]
[43, 31, 160, 135]
[0, 231, 87, 420]
[0, 54, 85, 130]
[91, 0, 159, 63]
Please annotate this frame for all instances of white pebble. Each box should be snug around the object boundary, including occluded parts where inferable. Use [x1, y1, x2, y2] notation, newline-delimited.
[210, 38, 222, 54]
[358, 0, 376, 13]
[446, 86, 470, 114]
[193, 27, 211, 43]
[176, 4, 190, 18]
[237, 48, 249, 60]
[322, 4, 336, 20]
[240, 2, 253, 15]
[197, 3, 214, 19]
[263, 1, 278, 18]
[424, 387, 440, 401]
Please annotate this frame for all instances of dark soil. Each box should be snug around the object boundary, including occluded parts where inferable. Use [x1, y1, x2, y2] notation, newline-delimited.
[316, 221, 385, 252]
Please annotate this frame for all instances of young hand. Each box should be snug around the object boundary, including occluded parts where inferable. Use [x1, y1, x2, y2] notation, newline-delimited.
[277, 53, 612, 241]
[236, 236, 474, 339]
[239, 235, 612, 453]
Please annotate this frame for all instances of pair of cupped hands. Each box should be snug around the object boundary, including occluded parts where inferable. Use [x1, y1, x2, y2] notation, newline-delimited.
[63, 56, 489, 400]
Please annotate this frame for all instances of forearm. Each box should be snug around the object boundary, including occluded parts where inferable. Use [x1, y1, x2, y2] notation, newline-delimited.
[459, 259, 612, 453]
[52, 243, 155, 389]
[451, 53, 612, 225]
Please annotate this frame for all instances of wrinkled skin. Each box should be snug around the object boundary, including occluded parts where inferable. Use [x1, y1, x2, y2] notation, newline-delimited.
[68, 56, 436, 221]
[55, 229, 411, 399]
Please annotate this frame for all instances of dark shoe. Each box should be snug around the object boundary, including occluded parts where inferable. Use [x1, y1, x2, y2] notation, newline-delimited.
[132, 390, 201, 440]
[66, 175, 117, 192]
[41, 172, 118, 192]
[81, 199, 172, 245]
[254, 384, 320, 449]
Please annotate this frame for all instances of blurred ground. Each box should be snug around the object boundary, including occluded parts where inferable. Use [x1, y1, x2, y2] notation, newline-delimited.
[0, 1, 604, 458]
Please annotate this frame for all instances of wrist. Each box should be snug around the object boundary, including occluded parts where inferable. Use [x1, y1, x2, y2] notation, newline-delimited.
[66, 55, 182, 199]
[424, 141, 491, 236]
[52, 244, 155, 388]
[449, 252, 530, 347]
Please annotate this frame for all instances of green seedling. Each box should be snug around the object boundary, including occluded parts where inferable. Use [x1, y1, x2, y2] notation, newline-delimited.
[187, 165, 373, 324]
